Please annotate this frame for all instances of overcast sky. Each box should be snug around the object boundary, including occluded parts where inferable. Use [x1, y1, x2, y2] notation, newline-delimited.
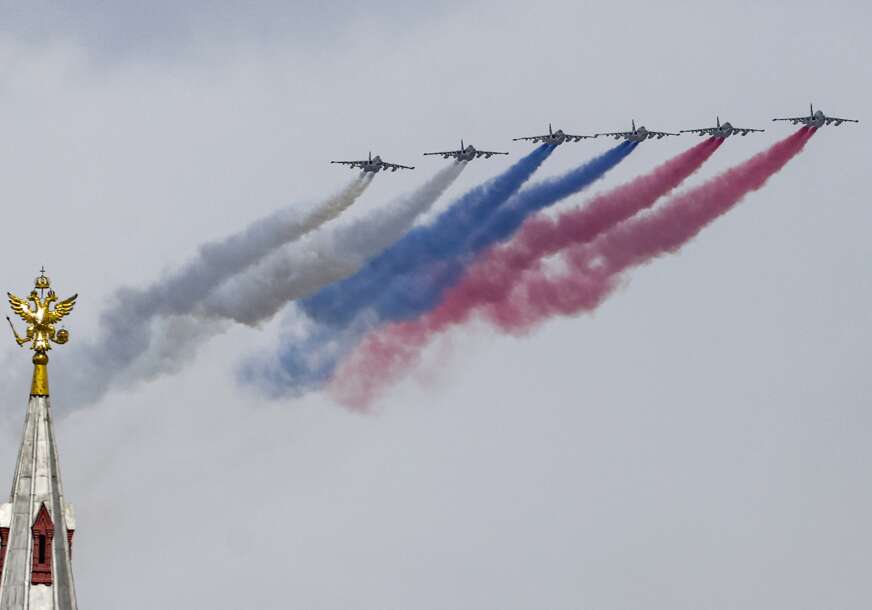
[0, 0, 869, 608]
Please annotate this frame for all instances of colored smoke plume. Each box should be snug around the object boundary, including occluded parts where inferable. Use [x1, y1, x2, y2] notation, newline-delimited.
[203, 162, 468, 324]
[332, 128, 814, 408]
[299, 146, 555, 328]
[365, 141, 638, 325]
[51, 175, 375, 408]
[247, 143, 638, 397]
[81, 164, 468, 406]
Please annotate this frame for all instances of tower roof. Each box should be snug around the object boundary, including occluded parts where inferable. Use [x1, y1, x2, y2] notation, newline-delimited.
[0, 396, 78, 609]
[1, 271, 79, 609]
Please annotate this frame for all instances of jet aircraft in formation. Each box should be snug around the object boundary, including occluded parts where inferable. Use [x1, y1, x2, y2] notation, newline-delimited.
[772, 104, 859, 128]
[680, 117, 765, 139]
[597, 120, 679, 142]
[332, 104, 858, 173]
[423, 140, 508, 161]
[330, 152, 414, 173]
[512, 124, 595, 146]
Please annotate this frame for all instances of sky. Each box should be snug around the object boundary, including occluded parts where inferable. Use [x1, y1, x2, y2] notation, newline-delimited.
[0, 0, 870, 608]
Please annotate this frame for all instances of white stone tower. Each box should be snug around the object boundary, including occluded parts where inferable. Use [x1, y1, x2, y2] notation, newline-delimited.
[0, 271, 78, 609]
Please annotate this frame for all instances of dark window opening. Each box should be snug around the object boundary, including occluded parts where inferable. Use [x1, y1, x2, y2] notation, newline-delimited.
[31, 504, 54, 585]
[0, 527, 7, 576]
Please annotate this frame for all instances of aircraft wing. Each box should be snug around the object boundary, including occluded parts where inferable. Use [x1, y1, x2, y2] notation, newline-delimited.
[383, 162, 415, 171]
[595, 131, 631, 139]
[512, 134, 549, 142]
[772, 116, 810, 124]
[679, 127, 714, 136]
[647, 130, 680, 139]
[474, 150, 509, 158]
[824, 116, 859, 125]
[518, 133, 595, 141]
[423, 150, 461, 158]
[732, 127, 765, 135]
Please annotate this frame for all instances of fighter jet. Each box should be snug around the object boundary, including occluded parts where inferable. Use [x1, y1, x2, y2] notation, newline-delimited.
[680, 117, 765, 139]
[423, 140, 509, 161]
[772, 104, 859, 128]
[597, 120, 679, 142]
[513, 124, 595, 146]
[330, 152, 414, 173]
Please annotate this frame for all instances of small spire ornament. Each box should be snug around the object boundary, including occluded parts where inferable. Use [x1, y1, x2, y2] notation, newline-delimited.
[6, 268, 77, 396]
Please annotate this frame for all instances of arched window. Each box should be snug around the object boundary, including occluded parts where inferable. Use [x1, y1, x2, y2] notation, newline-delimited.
[31, 503, 54, 586]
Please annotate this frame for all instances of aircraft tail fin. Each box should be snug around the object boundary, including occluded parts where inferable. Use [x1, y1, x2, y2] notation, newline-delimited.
[810, 103, 814, 117]
[716, 116, 720, 127]
[632, 119, 636, 131]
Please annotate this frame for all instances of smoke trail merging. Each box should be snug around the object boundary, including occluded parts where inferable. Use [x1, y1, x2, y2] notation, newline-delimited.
[55, 163, 468, 410]
[298, 146, 554, 327]
[53, 176, 373, 409]
[201, 162, 468, 325]
[401, 138, 721, 327]
[368, 141, 639, 324]
[237, 149, 553, 397]
[333, 128, 814, 407]
[247, 143, 639, 398]
[159, 174, 373, 318]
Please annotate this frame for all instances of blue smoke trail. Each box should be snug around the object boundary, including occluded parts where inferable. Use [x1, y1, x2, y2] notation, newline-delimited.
[243, 142, 638, 397]
[240, 321, 366, 397]
[299, 145, 554, 327]
[373, 141, 637, 321]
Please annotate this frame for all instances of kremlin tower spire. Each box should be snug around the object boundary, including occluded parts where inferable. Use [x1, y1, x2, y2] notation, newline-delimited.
[0, 270, 78, 609]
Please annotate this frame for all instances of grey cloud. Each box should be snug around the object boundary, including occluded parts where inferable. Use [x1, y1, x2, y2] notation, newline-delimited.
[0, 0, 868, 608]
[1, 1, 458, 58]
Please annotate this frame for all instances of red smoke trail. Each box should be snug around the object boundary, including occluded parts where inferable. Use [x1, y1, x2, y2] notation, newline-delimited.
[432, 137, 722, 327]
[484, 127, 815, 331]
[332, 128, 813, 408]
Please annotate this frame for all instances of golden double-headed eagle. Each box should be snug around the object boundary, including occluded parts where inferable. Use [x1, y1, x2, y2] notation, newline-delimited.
[7, 271, 77, 354]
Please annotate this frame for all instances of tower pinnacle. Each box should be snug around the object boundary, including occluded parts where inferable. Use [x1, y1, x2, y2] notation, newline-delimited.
[0, 271, 79, 609]
[6, 270, 77, 397]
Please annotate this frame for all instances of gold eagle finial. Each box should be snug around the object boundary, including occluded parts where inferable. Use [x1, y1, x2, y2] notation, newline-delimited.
[6, 269, 77, 396]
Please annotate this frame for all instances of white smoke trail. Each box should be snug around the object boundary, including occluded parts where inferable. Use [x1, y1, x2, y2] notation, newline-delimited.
[142, 173, 373, 318]
[200, 161, 467, 325]
[91, 162, 467, 395]
[44, 176, 373, 409]
[45, 165, 464, 409]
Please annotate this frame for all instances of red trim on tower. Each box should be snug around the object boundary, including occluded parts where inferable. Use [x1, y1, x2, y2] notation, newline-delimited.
[67, 529, 74, 559]
[31, 503, 54, 586]
[0, 527, 9, 576]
